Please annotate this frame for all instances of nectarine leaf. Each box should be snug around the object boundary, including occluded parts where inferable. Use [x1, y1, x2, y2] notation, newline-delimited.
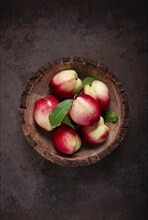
[102, 109, 118, 123]
[49, 99, 73, 127]
[62, 115, 75, 130]
[82, 77, 95, 87]
[74, 77, 95, 98]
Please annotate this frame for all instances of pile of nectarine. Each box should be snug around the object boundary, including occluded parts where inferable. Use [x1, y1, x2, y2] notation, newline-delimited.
[34, 69, 115, 155]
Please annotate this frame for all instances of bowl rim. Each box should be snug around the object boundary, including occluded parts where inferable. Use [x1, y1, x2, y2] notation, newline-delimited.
[19, 56, 129, 166]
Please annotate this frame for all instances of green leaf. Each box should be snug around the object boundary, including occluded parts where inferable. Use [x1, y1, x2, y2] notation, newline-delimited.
[102, 109, 118, 123]
[82, 77, 95, 87]
[49, 99, 73, 127]
[74, 76, 95, 98]
[62, 115, 75, 130]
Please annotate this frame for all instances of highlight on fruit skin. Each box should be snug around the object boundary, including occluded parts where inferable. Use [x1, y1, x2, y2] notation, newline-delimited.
[81, 116, 110, 144]
[69, 94, 101, 126]
[34, 95, 59, 131]
[52, 124, 81, 154]
[83, 80, 110, 111]
[49, 70, 82, 98]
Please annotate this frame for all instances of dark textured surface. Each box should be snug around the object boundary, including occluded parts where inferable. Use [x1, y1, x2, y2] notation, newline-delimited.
[0, 1, 148, 219]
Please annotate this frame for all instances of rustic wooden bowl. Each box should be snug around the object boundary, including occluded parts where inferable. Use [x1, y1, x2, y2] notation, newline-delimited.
[19, 57, 129, 166]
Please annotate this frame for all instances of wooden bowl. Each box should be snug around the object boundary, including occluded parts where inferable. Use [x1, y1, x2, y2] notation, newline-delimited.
[19, 57, 129, 166]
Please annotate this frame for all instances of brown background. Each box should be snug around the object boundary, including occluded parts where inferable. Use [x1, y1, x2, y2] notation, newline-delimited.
[0, 0, 148, 219]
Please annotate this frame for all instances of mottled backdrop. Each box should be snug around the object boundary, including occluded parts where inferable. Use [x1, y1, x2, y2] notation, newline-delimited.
[0, 1, 148, 220]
